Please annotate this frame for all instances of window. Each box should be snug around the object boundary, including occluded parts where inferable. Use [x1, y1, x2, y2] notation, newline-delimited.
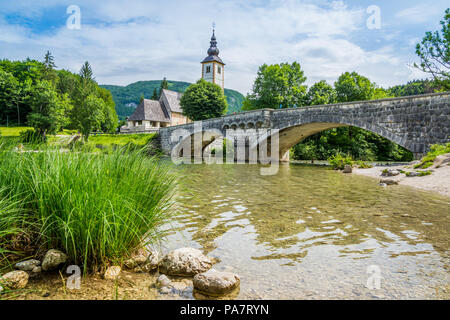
[206, 66, 211, 73]
[218, 66, 221, 74]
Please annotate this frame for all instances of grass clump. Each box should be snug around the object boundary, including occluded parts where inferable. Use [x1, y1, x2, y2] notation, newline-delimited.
[406, 170, 432, 177]
[0, 191, 31, 268]
[414, 143, 450, 169]
[0, 145, 176, 272]
[355, 160, 373, 169]
[328, 154, 353, 170]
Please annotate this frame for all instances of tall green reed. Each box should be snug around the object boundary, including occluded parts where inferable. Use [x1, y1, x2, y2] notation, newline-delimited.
[0, 144, 177, 272]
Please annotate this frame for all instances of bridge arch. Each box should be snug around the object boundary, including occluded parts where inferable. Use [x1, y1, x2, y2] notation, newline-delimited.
[171, 129, 224, 158]
[251, 120, 411, 161]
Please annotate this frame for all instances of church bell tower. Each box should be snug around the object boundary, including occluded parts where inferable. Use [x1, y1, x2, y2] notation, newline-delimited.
[201, 26, 225, 91]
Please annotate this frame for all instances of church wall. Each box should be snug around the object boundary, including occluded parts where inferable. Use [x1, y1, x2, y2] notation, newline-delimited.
[171, 112, 190, 126]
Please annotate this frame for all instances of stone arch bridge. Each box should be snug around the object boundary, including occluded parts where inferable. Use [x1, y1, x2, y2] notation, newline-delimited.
[158, 92, 449, 161]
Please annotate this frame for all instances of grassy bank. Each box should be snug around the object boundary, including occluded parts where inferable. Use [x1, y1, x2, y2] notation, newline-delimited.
[0, 144, 176, 272]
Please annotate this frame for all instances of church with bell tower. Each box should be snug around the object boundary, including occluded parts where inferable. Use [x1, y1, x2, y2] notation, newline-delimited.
[201, 26, 225, 91]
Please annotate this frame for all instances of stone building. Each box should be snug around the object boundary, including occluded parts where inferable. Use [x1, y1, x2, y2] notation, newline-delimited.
[120, 27, 225, 133]
[120, 89, 189, 133]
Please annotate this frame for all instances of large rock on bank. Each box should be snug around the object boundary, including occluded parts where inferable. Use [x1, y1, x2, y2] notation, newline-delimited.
[193, 269, 240, 295]
[14, 259, 41, 272]
[124, 248, 161, 272]
[42, 249, 67, 271]
[0, 270, 29, 290]
[433, 153, 450, 168]
[160, 248, 213, 276]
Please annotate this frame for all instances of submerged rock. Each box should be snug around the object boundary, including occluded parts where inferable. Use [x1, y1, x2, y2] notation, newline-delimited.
[0, 270, 29, 289]
[14, 259, 41, 272]
[193, 269, 240, 295]
[159, 248, 213, 276]
[380, 179, 399, 186]
[42, 249, 68, 271]
[343, 165, 352, 173]
[104, 266, 121, 280]
[156, 274, 171, 287]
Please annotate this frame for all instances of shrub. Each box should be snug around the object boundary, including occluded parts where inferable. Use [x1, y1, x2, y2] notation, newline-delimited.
[0, 147, 177, 272]
[328, 154, 353, 170]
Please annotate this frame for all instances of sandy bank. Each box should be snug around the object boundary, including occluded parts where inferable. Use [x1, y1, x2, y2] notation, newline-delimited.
[353, 164, 450, 198]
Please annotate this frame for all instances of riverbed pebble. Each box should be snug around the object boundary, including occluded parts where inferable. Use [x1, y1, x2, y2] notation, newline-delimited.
[193, 269, 240, 295]
[160, 248, 213, 276]
[104, 266, 121, 280]
[42, 249, 67, 271]
[0, 270, 29, 289]
[14, 259, 41, 272]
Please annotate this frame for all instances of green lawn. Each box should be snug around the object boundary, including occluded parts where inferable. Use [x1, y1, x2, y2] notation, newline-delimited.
[0, 127, 76, 137]
[0, 127, 32, 136]
[88, 133, 156, 147]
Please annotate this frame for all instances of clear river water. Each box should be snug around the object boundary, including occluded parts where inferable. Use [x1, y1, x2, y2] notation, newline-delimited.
[161, 163, 450, 300]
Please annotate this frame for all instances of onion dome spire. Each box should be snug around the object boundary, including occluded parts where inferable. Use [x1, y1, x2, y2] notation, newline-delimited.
[207, 28, 219, 56]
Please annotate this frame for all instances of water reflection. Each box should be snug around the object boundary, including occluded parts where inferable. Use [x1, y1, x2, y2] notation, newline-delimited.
[165, 163, 449, 299]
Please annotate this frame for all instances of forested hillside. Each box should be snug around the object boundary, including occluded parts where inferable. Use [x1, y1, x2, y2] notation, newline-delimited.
[101, 80, 244, 119]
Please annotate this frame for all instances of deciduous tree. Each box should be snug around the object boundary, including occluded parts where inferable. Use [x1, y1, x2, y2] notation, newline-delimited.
[180, 79, 227, 121]
[243, 62, 307, 110]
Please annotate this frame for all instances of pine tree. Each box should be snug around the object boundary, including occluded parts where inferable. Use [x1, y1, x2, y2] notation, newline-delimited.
[43, 51, 57, 83]
[44, 51, 56, 70]
[139, 94, 145, 104]
[151, 88, 158, 100]
[159, 77, 169, 97]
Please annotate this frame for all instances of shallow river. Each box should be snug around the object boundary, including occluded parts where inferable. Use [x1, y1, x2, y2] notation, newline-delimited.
[162, 163, 450, 299]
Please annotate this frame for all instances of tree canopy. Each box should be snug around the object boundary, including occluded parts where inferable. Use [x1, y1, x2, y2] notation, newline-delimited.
[180, 79, 228, 121]
[414, 8, 450, 89]
[242, 62, 307, 110]
[0, 55, 118, 140]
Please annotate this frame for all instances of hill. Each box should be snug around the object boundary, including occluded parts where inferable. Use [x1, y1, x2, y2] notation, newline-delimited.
[101, 80, 244, 119]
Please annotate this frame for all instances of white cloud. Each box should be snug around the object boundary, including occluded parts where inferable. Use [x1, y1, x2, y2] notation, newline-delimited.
[395, 5, 441, 24]
[0, 0, 433, 94]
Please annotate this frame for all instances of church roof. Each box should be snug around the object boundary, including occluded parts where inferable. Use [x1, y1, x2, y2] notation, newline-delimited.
[128, 99, 170, 123]
[160, 89, 183, 114]
[127, 89, 183, 122]
[201, 55, 225, 64]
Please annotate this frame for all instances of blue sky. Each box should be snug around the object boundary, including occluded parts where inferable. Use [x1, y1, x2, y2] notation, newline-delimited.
[0, 0, 448, 94]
